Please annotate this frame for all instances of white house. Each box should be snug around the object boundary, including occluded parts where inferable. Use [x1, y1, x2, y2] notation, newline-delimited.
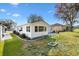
[15, 21, 50, 39]
[0, 24, 6, 40]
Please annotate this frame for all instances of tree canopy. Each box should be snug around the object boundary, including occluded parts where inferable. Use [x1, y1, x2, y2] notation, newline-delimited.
[56, 3, 79, 31]
[0, 19, 16, 31]
[27, 14, 44, 23]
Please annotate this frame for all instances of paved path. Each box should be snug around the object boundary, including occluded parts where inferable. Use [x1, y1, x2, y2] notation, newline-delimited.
[2, 33, 12, 40]
[48, 33, 57, 36]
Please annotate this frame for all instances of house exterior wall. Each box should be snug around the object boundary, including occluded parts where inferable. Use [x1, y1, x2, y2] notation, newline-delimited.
[0, 25, 2, 40]
[0, 25, 6, 40]
[21, 24, 31, 38]
[15, 27, 19, 32]
[15, 24, 32, 38]
[30, 21, 49, 38]
[15, 21, 49, 39]
[51, 25, 65, 32]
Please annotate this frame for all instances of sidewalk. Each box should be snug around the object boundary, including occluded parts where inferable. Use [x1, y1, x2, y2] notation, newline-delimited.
[2, 33, 12, 40]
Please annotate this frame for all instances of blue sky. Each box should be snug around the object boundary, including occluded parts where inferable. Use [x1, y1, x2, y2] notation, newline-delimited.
[0, 3, 63, 25]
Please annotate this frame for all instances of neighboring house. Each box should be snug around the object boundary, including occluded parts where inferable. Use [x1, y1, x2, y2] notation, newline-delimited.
[15, 21, 50, 39]
[74, 25, 79, 29]
[0, 24, 6, 40]
[51, 23, 66, 33]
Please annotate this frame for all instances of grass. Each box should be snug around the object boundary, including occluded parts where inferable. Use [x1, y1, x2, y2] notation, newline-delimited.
[3, 34, 51, 56]
[48, 29, 79, 56]
[21, 38, 51, 56]
[74, 29, 79, 33]
[0, 29, 79, 56]
[3, 34, 23, 56]
[0, 41, 4, 56]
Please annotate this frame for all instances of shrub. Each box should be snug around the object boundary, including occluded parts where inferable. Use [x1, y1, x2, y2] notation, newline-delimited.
[20, 34, 26, 38]
[15, 32, 20, 35]
[13, 31, 17, 34]
[13, 31, 20, 35]
[26, 36, 31, 40]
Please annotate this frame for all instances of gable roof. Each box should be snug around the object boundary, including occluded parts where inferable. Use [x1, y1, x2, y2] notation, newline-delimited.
[17, 20, 49, 27]
[51, 23, 64, 27]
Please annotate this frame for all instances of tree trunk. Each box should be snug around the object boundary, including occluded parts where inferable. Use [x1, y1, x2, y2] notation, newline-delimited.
[70, 22, 73, 32]
[70, 26, 73, 32]
[66, 26, 69, 31]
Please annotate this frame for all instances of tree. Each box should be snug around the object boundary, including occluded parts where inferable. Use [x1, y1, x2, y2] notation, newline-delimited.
[56, 3, 79, 31]
[0, 19, 16, 31]
[27, 14, 44, 23]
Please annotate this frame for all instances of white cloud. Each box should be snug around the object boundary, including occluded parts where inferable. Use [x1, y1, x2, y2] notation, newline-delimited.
[6, 13, 21, 17]
[10, 3, 19, 7]
[12, 13, 20, 17]
[0, 9, 6, 12]
[10, 3, 19, 6]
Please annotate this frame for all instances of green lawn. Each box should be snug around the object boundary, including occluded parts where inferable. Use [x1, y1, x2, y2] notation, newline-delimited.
[3, 34, 23, 56]
[2, 34, 51, 56]
[0, 41, 4, 56]
[48, 29, 79, 56]
[0, 29, 79, 56]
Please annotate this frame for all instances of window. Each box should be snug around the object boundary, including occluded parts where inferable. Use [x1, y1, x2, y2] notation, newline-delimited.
[39, 26, 44, 32]
[26, 26, 30, 32]
[35, 26, 47, 32]
[19, 27, 22, 31]
[35, 26, 38, 32]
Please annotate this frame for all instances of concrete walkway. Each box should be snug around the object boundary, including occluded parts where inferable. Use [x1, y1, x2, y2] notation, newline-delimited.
[48, 33, 57, 36]
[2, 33, 12, 40]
